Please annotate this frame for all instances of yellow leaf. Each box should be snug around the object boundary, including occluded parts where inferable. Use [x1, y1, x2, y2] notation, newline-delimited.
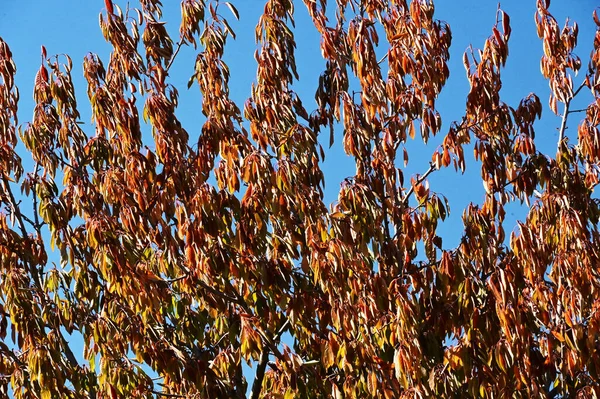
[394, 348, 402, 381]
[322, 342, 334, 369]
[330, 211, 347, 220]
[551, 331, 565, 342]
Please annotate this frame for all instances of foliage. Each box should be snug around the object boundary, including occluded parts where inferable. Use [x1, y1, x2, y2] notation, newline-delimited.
[1, 0, 600, 397]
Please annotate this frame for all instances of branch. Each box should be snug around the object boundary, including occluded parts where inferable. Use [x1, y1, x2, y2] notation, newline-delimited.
[31, 163, 43, 235]
[166, 38, 185, 73]
[1, 175, 28, 239]
[51, 324, 98, 398]
[402, 162, 436, 204]
[152, 391, 186, 398]
[164, 274, 187, 284]
[197, 279, 246, 307]
[0, 175, 43, 287]
[301, 359, 320, 366]
[567, 108, 588, 114]
[2, 175, 92, 396]
[275, 318, 290, 339]
[249, 346, 270, 399]
[249, 317, 291, 399]
[57, 329, 80, 372]
[20, 213, 38, 230]
[0, 346, 26, 368]
[557, 81, 587, 151]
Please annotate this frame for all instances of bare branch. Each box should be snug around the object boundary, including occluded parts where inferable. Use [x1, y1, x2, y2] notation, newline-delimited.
[275, 318, 290, 340]
[56, 330, 80, 371]
[249, 346, 270, 399]
[152, 391, 186, 398]
[398, 115, 489, 207]
[567, 108, 588, 114]
[31, 162, 43, 234]
[1, 175, 28, 239]
[166, 38, 185, 73]
[249, 317, 291, 399]
[557, 80, 587, 151]
[20, 213, 38, 230]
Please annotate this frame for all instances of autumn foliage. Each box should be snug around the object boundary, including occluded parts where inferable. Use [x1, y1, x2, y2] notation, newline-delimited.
[1, 0, 600, 397]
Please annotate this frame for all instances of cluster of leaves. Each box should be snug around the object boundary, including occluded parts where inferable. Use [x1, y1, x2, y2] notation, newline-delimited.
[1, 0, 600, 398]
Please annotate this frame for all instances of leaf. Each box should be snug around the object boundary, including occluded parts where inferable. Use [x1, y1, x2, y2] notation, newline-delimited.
[332, 384, 342, 399]
[368, 371, 378, 396]
[187, 74, 196, 89]
[104, 0, 114, 14]
[394, 348, 402, 381]
[330, 211, 347, 220]
[222, 18, 236, 39]
[224, 2, 240, 20]
[322, 342, 334, 369]
[501, 10, 511, 39]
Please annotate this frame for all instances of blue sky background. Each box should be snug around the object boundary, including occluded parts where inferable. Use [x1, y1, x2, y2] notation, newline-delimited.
[1, 0, 599, 395]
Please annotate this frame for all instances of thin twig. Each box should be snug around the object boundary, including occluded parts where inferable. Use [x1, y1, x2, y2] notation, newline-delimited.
[399, 115, 488, 207]
[567, 108, 588, 114]
[256, 328, 284, 361]
[20, 214, 38, 230]
[0, 347, 26, 368]
[1, 176, 28, 239]
[402, 162, 436, 204]
[166, 38, 185, 72]
[275, 318, 290, 339]
[0, 175, 43, 288]
[152, 391, 186, 398]
[164, 274, 187, 284]
[214, 332, 229, 348]
[197, 279, 246, 307]
[32, 163, 42, 234]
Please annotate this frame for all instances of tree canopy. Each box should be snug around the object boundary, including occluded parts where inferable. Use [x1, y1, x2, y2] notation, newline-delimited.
[1, 0, 600, 398]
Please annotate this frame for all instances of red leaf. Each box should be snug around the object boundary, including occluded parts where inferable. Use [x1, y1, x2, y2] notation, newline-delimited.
[105, 0, 114, 14]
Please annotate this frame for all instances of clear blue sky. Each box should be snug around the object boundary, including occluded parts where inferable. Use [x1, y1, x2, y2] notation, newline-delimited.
[0, 0, 598, 395]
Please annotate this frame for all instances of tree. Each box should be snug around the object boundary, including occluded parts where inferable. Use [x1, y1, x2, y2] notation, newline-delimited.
[0, 0, 600, 397]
